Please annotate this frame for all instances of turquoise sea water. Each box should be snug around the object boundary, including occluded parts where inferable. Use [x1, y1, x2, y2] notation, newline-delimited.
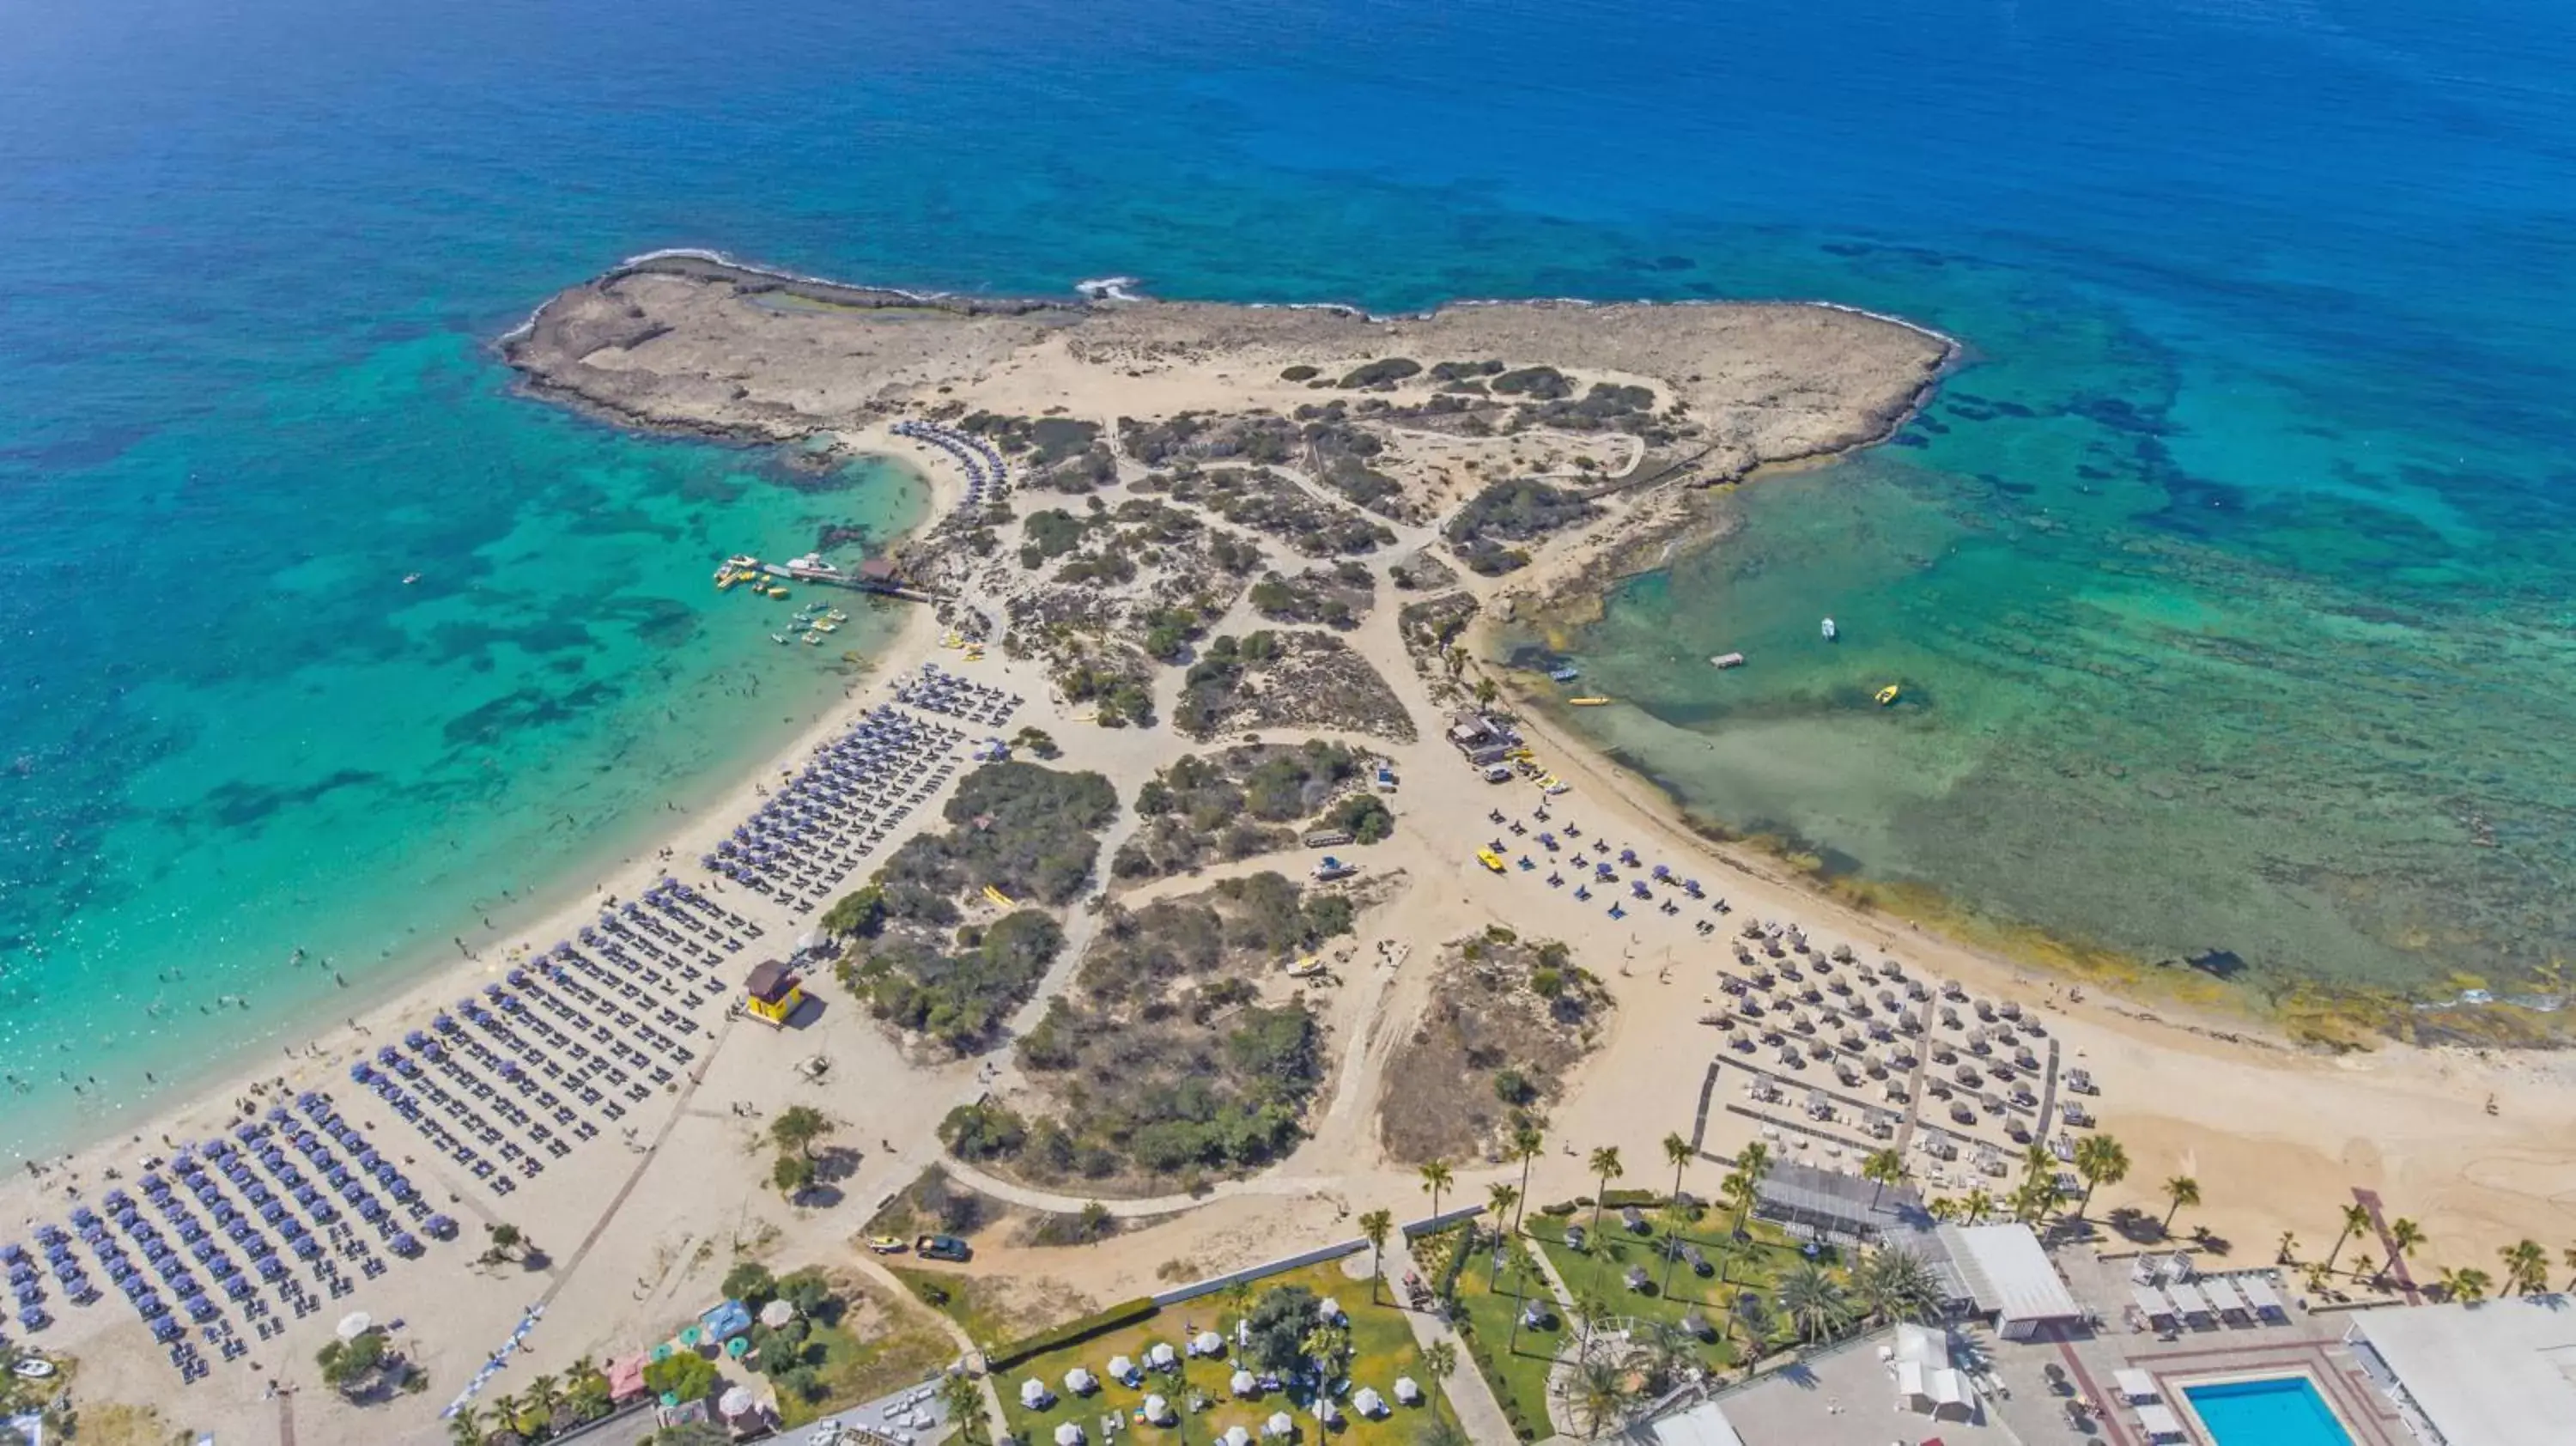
[2184, 1376, 2357, 1446]
[3, 0, 2573, 1153]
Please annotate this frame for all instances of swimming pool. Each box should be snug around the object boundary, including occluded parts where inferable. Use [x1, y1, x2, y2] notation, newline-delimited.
[2183, 1376, 2357, 1446]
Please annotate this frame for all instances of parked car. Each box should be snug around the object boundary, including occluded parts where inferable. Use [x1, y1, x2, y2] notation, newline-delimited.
[915, 1234, 972, 1262]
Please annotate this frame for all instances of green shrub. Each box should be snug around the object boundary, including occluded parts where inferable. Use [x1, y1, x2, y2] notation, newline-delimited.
[987, 1297, 1161, 1370]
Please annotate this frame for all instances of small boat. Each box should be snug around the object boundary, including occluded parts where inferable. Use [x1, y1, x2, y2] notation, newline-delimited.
[1567, 696, 1612, 707]
[1821, 617, 1838, 641]
[402, 572, 421, 585]
[803, 631, 825, 646]
[1710, 652, 1746, 670]
[765, 586, 790, 599]
[1547, 665, 1581, 683]
[771, 634, 790, 645]
[1285, 956, 1325, 979]
[1875, 684, 1901, 707]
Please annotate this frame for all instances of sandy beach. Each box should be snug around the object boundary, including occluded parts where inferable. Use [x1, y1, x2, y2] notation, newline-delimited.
[17, 261, 2574, 1446]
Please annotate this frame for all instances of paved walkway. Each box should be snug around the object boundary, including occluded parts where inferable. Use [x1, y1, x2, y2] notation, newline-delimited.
[1384, 1236, 1520, 1446]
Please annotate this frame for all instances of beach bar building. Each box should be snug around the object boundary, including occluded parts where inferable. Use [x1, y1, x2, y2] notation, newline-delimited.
[1935, 1223, 2081, 1340]
[2346, 1293, 2576, 1446]
[741, 961, 806, 1027]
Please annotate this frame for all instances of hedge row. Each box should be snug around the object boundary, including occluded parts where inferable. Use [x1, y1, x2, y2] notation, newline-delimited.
[987, 1297, 1160, 1370]
[1543, 1188, 1669, 1213]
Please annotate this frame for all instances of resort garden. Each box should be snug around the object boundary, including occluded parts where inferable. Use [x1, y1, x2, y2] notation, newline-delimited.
[993, 1261, 1461, 1446]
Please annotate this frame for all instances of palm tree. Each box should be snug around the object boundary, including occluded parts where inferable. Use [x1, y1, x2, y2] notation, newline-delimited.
[938, 1370, 991, 1446]
[2500, 1239, 2549, 1296]
[1729, 1287, 1777, 1372]
[1856, 1246, 1942, 1326]
[1732, 1141, 1772, 1231]
[1662, 1132, 1696, 1208]
[1420, 1339, 1457, 1427]
[2160, 1176, 2200, 1237]
[1861, 1147, 1907, 1208]
[2437, 1265, 2493, 1303]
[1510, 1124, 1546, 1233]
[1563, 1351, 1631, 1440]
[524, 1373, 562, 1428]
[1358, 1209, 1394, 1303]
[1485, 1183, 1520, 1287]
[2073, 1134, 2129, 1219]
[2275, 1230, 2300, 1266]
[445, 1406, 486, 1446]
[1419, 1158, 1455, 1220]
[1959, 1188, 1996, 1225]
[1584, 1145, 1625, 1257]
[2563, 1244, 2576, 1294]
[488, 1392, 525, 1439]
[2324, 1202, 2372, 1273]
[2017, 1142, 2058, 1224]
[2349, 1252, 2378, 1289]
[2388, 1217, 2427, 1272]
[1775, 1259, 1856, 1344]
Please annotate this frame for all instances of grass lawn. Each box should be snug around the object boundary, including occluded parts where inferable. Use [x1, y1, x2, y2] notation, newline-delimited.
[998, 1261, 1459, 1446]
[774, 1279, 958, 1429]
[1522, 1207, 1837, 1374]
[885, 1264, 1026, 1356]
[1413, 1228, 1564, 1441]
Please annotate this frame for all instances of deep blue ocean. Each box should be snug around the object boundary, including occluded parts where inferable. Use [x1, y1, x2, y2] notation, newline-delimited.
[3, 0, 2572, 1151]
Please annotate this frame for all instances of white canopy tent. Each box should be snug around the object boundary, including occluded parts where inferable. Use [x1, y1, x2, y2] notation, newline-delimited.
[2136, 1400, 2186, 1440]
[2111, 1367, 2159, 1403]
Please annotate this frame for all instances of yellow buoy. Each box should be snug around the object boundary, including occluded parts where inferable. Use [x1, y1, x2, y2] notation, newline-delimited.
[1875, 684, 1901, 707]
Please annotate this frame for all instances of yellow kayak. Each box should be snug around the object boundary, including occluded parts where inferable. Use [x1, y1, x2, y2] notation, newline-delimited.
[1567, 696, 1611, 707]
[1876, 684, 1901, 707]
[1476, 848, 1507, 874]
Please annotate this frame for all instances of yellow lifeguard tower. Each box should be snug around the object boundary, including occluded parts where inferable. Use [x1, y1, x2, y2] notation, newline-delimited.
[742, 960, 807, 1028]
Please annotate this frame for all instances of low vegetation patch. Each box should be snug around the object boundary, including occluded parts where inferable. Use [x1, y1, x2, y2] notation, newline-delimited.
[1444, 477, 1604, 575]
[1115, 740, 1379, 881]
[1173, 630, 1416, 743]
[1134, 463, 1395, 557]
[969, 873, 1364, 1188]
[829, 762, 1115, 1051]
[1247, 562, 1376, 629]
[1381, 927, 1611, 1163]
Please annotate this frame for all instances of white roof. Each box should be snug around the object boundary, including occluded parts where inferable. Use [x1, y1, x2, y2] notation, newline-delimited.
[1648, 1400, 1748, 1446]
[2200, 1275, 2251, 1315]
[2136, 1401, 2184, 1439]
[2112, 1367, 2158, 1402]
[2164, 1279, 2213, 1317]
[2237, 1274, 2286, 1314]
[2354, 1295, 2576, 1446]
[1891, 1321, 1949, 1370]
[2132, 1285, 2176, 1320]
[1938, 1223, 2081, 1324]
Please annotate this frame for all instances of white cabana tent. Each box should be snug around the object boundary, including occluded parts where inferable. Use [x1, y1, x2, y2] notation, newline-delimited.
[1139, 1394, 1172, 1425]
[1230, 1368, 1260, 1397]
[1890, 1321, 1972, 1419]
[1108, 1354, 1138, 1385]
[758, 1297, 797, 1329]
[1317, 1297, 1345, 1323]
[1054, 1425, 1084, 1446]
[2136, 1401, 2186, 1440]
[2131, 1285, 2178, 1325]
[1019, 1377, 1052, 1409]
[1063, 1367, 1097, 1395]
[1145, 1341, 1179, 1370]
[1194, 1330, 1225, 1357]
[2236, 1274, 2288, 1318]
[1266, 1410, 1294, 1437]
[1224, 1427, 1253, 1446]
[718, 1387, 756, 1419]
[2112, 1367, 2159, 1403]
[2165, 1279, 2215, 1320]
[2201, 1275, 2252, 1316]
[1394, 1376, 1422, 1406]
[1352, 1387, 1388, 1418]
